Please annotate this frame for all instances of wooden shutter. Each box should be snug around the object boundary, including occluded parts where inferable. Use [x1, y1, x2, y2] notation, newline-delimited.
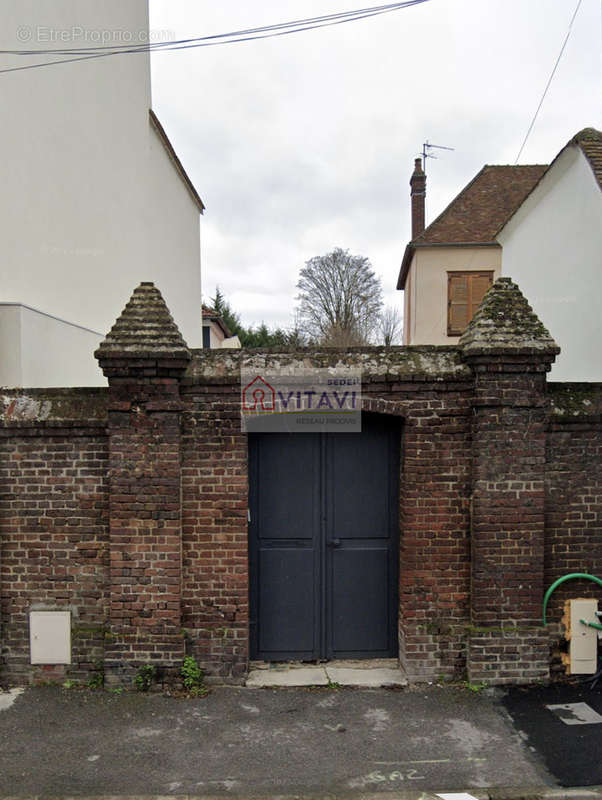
[470, 274, 492, 319]
[448, 273, 469, 335]
[447, 271, 493, 335]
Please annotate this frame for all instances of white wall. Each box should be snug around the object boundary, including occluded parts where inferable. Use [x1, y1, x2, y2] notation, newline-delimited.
[0, 306, 23, 387]
[148, 119, 202, 344]
[0, 0, 202, 386]
[499, 146, 602, 381]
[0, 305, 104, 388]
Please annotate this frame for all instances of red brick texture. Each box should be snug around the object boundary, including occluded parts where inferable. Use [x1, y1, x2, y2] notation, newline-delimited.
[410, 158, 426, 239]
[467, 363, 551, 683]
[104, 381, 186, 684]
[0, 351, 600, 687]
[0, 426, 108, 685]
[180, 383, 249, 680]
[543, 385, 602, 670]
[94, 282, 192, 684]
[363, 380, 473, 682]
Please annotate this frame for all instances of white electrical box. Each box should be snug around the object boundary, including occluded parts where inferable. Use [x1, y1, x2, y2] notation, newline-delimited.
[568, 599, 598, 675]
[29, 611, 71, 665]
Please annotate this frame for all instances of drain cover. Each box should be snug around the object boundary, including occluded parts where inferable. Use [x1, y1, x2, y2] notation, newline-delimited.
[545, 702, 602, 725]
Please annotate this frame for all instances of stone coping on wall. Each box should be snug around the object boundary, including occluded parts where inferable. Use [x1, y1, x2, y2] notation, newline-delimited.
[182, 345, 473, 384]
[0, 387, 109, 428]
[1, 370, 601, 429]
[547, 382, 602, 424]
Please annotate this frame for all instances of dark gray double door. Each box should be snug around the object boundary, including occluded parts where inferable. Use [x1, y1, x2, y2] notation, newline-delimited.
[249, 414, 400, 661]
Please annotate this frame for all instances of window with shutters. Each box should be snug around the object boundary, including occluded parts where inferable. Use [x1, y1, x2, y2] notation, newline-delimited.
[447, 271, 493, 336]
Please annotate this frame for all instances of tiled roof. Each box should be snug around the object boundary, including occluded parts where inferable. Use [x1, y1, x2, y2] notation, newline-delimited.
[573, 127, 602, 190]
[201, 304, 221, 320]
[397, 164, 546, 289]
[414, 165, 547, 245]
[397, 127, 602, 291]
[202, 304, 232, 338]
[95, 282, 190, 359]
[459, 277, 559, 357]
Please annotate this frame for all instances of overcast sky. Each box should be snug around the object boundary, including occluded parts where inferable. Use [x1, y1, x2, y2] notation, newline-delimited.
[149, 0, 601, 332]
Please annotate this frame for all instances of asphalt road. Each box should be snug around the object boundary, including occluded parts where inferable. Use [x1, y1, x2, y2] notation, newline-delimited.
[503, 681, 602, 788]
[0, 684, 553, 796]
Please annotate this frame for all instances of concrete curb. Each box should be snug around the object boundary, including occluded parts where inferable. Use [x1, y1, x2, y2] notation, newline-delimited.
[2, 788, 601, 800]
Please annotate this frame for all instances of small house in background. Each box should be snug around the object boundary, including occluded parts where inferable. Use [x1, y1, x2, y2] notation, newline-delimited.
[397, 159, 545, 346]
[398, 127, 602, 381]
[202, 305, 241, 349]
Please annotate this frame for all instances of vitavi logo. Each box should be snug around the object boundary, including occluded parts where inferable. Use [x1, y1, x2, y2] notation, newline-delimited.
[242, 375, 276, 412]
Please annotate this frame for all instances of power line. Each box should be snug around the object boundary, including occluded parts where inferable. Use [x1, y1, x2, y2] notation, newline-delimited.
[0, 1, 429, 76]
[515, 0, 583, 163]
[4, 1, 427, 55]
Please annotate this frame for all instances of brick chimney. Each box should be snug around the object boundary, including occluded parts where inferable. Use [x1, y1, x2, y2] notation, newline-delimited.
[410, 157, 426, 239]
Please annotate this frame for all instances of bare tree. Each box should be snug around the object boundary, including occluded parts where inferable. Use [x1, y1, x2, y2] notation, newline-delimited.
[296, 248, 383, 346]
[379, 305, 403, 346]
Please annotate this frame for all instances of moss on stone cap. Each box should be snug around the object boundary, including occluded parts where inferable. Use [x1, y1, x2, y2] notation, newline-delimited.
[573, 127, 602, 144]
[459, 277, 560, 358]
[547, 382, 602, 420]
[0, 388, 108, 426]
[184, 345, 472, 383]
[95, 282, 190, 361]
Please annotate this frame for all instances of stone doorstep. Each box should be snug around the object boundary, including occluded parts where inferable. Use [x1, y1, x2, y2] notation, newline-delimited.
[245, 659, 407, 688]
[246, 667, 329, 687]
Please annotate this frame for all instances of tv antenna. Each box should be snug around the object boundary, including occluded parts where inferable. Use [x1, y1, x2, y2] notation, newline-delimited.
[422, 140, 455, 170]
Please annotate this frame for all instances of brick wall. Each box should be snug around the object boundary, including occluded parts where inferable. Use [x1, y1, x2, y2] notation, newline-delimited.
[363, 381, 473, 682]
[94, 281, 192, 685]
[103, 380, 187, 684]
[543, 384, 602, 671]
[545, 384, 602, 612]
[466, 364, 551, 684]
[175, 352, 474, 684]
[0, 351, 600, 687]
[180, 382, 249, 680]
[0, 416, 109, 685]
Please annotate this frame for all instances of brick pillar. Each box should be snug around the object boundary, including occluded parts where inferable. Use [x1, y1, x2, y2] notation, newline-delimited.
[95, 283, 191, 685]
[460, 278, 559, 685]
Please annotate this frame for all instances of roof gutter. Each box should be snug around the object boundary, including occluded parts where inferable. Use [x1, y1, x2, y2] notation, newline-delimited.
[397, 243, 414, 290]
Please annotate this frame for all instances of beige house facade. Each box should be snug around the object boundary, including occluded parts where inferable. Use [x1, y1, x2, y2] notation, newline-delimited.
[398, 159, 545, 347]
[398, 128, 602, 381]
[403, 245, 501, 346]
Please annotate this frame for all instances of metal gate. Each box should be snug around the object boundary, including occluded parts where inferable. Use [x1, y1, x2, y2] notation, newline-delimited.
[249, 413, 400, 660]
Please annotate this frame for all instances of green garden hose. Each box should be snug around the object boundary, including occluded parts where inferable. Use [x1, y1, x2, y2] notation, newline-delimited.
[579, 619, 602, 631]
[542, 573, 602, 625]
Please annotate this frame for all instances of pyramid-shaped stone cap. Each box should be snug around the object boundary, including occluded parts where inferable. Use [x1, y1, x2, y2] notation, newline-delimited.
[459, 277, 560, 358]
[95, 282, 190, 361]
